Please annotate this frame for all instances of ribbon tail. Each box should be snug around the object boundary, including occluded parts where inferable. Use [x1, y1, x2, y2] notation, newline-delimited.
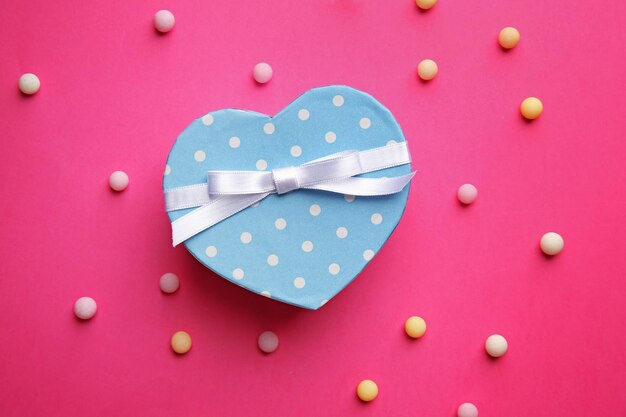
[171, 193, 269, 246]
[305, 172, 415, 196]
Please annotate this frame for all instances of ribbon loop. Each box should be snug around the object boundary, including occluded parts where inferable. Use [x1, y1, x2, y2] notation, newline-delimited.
[165, 142, 415, 246]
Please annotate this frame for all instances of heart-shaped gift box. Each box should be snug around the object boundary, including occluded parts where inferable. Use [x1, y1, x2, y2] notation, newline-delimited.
[163, 86, 413, 309]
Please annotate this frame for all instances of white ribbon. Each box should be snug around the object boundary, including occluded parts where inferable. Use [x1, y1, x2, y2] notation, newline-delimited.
[164, 141, 415, 246]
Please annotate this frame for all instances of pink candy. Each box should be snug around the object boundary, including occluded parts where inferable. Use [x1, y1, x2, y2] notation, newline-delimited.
[74, 297, 97, 320]
[159, 273, 180, 293]
[253, 62, 273, 84]
[109, 171, 129, 191]
[258, 330, 279, 353]
[154, 10, 175, 33]
[457, 183, 478, 205]
[457, 403, 479, 417]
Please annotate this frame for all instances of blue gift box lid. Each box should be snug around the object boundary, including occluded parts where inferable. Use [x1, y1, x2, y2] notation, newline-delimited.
[163, 86, 412, 309]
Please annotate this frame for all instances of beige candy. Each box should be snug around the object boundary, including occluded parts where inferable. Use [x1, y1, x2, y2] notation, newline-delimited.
[171, 331, 192, 354]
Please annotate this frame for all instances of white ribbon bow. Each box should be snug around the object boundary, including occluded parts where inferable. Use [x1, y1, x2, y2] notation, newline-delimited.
[164, 141, 415, 246]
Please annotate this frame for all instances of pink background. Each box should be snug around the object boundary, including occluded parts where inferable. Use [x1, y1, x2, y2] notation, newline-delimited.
[1, 0, 625, 416]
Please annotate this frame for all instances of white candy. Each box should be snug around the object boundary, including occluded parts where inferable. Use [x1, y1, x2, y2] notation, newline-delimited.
[485, 334, 508, 357]
[74, 297, 97, 320]
[540, 232, 564, 256]
[19, 73, 41, 95]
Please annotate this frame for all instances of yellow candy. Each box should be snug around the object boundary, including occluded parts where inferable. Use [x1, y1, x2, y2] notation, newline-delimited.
[416, 0, 437, 10]
[520, 97, 543, 120]
[499, 27, 520, 49]
[417, 59, 438, 81]
[171, 331, 192, 354]
[357, 379, 378, 402]
[405, 316, 427, 338]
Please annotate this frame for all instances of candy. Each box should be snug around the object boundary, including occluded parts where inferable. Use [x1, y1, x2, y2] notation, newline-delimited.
[253, 62, 273, 84]
[405, 316, 427, 338]
[159, 273, 179, 293]
[416, 0, 437, 10]
[171, 331, 192, 354]
[520, 97, 543, 120]
[154, 10, 175, 33]
[74, 296, 97, 320]
[457, 402, 479, 417]
[457, 184, 478, 205]
[356, 379, 378, 402]
[498, 27, 520, 49]
[109, 171, 129, 191]
[417, 59, 438, 81]
[18, 73, 40, 95]
[485, 334, 508, 357]
[258, 330, 279, 353]
[540, 232, 564, 255]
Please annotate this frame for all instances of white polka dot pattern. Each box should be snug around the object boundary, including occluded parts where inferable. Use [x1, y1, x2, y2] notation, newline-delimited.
[263, 123, 275, 134]
[290, 145, 302, 157]
[194, 150, 206, 162]
[298, 109, 310, 120]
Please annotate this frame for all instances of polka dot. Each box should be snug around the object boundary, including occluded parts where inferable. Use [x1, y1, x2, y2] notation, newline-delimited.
[164, 164, 171, 176]
[294, 277, 306, 289]
[256, 159, 268, 170]
[267, 254, 279, 266]
[320, 299, 329, 307]
[194, 150, 206, 162]
[301, 241, 314, 252]
[309, 204, 321, 216]
[332, 95, 344, 107]
[233, 268, 244, 280]
[336, 227, 348, 239]
[205, 246, 217, 257]
[387, 139, 398, 146]
[263, 122, 275, 134]
[359, 117, 372, 129]
[240, 232, 252, 244]
[371, 213, 383, 225]
[328, 263, 340, 275]
[298, 109, 310, 120]
[290, 145, 302, 157]
[201, 114, 214, 126]
[344, 195, 355, 202]
[260, 291, 271, 298]
[363, 249, 375, 261]
[325, 131, 337, 143]
[275, 218, 287, 230]
[229, 136, 241, 148]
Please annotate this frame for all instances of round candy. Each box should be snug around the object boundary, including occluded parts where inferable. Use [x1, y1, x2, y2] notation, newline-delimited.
[520, 97, 543, 120]
[253, 62, 273, 84]
[416, 0, 437, 10]
[417, 59, 438, 81]
[485, 334, 508, 357]
[540, 232, 564, 255]
[457, 184, 478, 205]
[18, 73, 40, 95]
[405, 316, 427, 338]
[74, 296, 97, 320]
[160, 273, 179, 293]
[258, 330, 279, 353]
[154, 10, 175, 33]
[498, 27, 520, 49]
[356, 379, 378, 402]
[109, 171, 129, 191]
[457, 402, 479, 417]
[171, 331, 192, 354]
